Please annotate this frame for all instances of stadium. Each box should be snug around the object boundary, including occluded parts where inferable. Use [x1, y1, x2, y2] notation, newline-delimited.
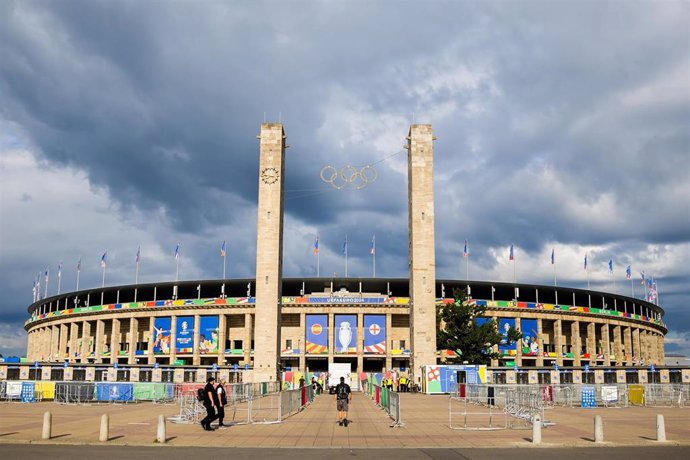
[7, 123, 685, 388]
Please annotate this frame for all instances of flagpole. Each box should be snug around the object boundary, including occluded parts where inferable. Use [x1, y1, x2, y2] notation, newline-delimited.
[44, 267, 49, 298]
[223, 251, 226, 280]
[136, 258, 140, 285]
[57, 263, 62, 295]
[102, 263, 106, 288]
[317, 243, 320, 278]
[76, 257, 81, 291]
[585, 254, 590, 290]
[513, 247, 516, 284]
[344, 234, 348, 278]
[465, 251, 469, 281]
[176, 257, 180, 282]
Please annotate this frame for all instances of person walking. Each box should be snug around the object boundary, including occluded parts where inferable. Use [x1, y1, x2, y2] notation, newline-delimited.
[334, 376, 352, 426]
[200, 376, 219, 431]
[216, 379, 228, 428]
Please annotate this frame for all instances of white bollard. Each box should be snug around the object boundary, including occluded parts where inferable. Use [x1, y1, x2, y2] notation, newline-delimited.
[594, 415, 604, 443]
[656, 414, 666, 442]
[156, 415, 166, 444]
[99, 414, 109, 442]
[41, 412, 52, 440]
[532, 414, 542, 444]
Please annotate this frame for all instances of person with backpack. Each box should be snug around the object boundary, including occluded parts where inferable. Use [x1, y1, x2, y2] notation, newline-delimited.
[334, 376, 352, 426]
[200, 376, 219, 431]
[216, 379, 228, 428]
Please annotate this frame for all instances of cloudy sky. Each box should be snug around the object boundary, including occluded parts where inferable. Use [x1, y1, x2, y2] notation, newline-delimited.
[0, 0, 688, 358]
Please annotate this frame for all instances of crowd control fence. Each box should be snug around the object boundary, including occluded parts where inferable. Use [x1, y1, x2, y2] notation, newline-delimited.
[361, 379, 404, 427]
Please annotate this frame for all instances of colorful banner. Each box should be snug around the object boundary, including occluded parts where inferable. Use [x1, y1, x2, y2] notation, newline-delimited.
[305, 314, 328, 354]
[334, 314, 357, 353]
[498, 318, 517, 355]
[175, 316, 194, 354]
[152, 317, 171, 354]
[425, 365, 488, 394]
[363, 315, 386, 354]
[198, 316, 219, 354]
[520, 318, 540, 356]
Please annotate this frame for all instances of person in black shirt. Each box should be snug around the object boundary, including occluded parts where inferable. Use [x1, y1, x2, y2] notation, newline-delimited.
[334, 376, 352, 426]
[216, 379, 228, 427]
[200, 376, 219, 431]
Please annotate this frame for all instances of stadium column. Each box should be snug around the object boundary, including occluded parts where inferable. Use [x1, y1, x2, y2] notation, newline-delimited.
[657, 334, 665, 364]
[554, 319, 564, 366]
[299, 312, 306, 371]
[407, 124, 437, 383]
[571, 321, 581, 366]
[59, 323, 68, 360]
[218, 314, 226, 365]
[385, 313, 392, 370]
[243, 313, 253, 365]
[193, 314, 201, 366]
[586, 322, 596, 359]
[328, 314, 335, 364]
[515, 318, 523, 366]
[110, 318, 120, 364]
[51, 325, 59, 361]
[613, 325, 623, 364]
[623, 326, 632, 365]
[147, 318, 155, 365]
[253, 123, 286, 382]
[602, 323, 611, 365]
[128, 317, 138, 365]
[632, 327, 641, 362]
[170, 316, 177, 365]
[69, 323, 78, 362]
[80, 321, 91, 362]
[357, 312, 364, 373]
[94, 319, 105, 363]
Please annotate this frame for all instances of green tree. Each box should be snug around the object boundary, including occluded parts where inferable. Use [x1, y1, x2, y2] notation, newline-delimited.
[436, 288, 522, 364]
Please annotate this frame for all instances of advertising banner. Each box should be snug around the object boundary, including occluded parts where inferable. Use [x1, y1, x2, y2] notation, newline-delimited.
[363, 315, 386, 354]
[152, 317, 171, 354]
[424, 365, 488, 394]
[520, 318, 540, 356]
[498, 318, 517, 355]
[305, 314, 328, 354]
[198, 316, 219, 354]
[334, 314, 357, 354]
[175, 316, 194, 354]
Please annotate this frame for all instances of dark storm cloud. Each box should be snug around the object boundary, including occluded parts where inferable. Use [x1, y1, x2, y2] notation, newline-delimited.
[1, 1, 688, 354]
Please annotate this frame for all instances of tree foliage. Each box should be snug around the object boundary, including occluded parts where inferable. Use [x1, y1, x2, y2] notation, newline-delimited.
[436, 288, 522, 365]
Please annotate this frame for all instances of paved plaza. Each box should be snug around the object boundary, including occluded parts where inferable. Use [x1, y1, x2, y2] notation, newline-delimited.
[0, 392, 688, 448]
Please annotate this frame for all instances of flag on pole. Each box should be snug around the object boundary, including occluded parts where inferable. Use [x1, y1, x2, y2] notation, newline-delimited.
[77, 257, 81, 272]
[100, 251, 107, 268]
[220, 240, 226, 257]
[58, 262, 62, 277]
[342, 236, 348, 256]
[175, 243, 180, 260]
[313, 236, 319, 254]
[608, 259, 613, 273]
[463, 239, 469, 257]
[44, 267, 49, 283]
[584, 254, 588, 270]
[509, 244, 514, 261]
[370, 235, 376, 255]
[136, 246, 141, 263]
[640, 271, 646, 284]
[550, 248, 555, 265]
[625, 265, 631, 279]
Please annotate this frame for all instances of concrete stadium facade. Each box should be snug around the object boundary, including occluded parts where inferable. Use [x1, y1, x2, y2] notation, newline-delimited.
[19, 123, 670, 385]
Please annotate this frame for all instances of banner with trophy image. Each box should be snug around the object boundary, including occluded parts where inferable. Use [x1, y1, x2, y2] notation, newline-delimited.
[334, 314, 357, 354]
[175, 316, 194, 354]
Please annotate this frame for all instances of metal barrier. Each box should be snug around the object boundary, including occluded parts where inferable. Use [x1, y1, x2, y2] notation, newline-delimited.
[448, 393, 508, 431]
[362, 381, 404, 427]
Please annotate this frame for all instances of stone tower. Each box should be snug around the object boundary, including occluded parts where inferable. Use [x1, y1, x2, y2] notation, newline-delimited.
[253, 123, 286, 382]
[407, 124, 437, 382]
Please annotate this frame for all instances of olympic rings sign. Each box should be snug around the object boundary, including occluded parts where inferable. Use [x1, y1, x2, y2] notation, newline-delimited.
[320, 165, 378, 189]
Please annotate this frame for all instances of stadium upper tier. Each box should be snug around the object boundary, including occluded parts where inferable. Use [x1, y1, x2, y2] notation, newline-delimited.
[26, 278, 665, 331]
